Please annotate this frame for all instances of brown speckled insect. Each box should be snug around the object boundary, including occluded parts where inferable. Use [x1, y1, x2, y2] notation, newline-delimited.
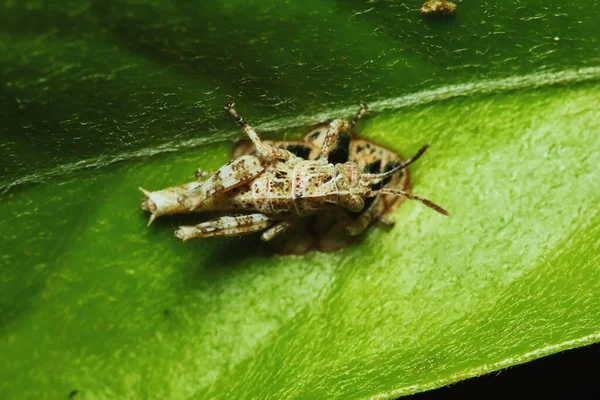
[230, 118, 419, 253]
[140, 103, 448, 244]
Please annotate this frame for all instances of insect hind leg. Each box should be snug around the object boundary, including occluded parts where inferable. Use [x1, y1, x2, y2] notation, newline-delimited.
[178, 155, 267, 211]
[175, 213, 274, 241]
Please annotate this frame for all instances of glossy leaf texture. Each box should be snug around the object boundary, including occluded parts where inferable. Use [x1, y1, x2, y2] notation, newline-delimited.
[1, 1, 599, 399]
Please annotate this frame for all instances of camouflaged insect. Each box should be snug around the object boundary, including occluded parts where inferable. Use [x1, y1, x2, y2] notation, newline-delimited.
[230, 119, 416, 253]
[140, 103, 448, 251]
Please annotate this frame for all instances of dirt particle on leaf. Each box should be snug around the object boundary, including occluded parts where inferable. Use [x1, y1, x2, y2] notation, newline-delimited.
[420, 1, 457, 16]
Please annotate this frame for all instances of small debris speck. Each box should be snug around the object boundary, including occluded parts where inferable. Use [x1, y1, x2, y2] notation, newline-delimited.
[420, 1, 457, 16]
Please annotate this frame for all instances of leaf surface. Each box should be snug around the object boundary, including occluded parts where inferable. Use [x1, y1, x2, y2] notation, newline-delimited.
[1, 1, 599, 399]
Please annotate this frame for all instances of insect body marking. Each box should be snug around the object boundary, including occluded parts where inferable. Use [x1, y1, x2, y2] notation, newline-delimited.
[266, 164, 295, 214]
[291, 160, 338, 216]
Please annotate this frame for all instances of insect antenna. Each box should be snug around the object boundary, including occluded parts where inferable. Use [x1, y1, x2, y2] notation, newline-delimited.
[361, 144, 430, 182]
[366, 188, 450, 216]
[350, 103, 368, 128]
[224, 102, 247, 127]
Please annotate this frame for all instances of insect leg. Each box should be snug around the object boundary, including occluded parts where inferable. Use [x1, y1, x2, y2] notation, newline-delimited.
[260, 219, 295, 242]
[331, 210, 371, 236]
[175, 213, 274, 241]
[375, 214, 395, 227]
[350, 103, 368, 128]
[335, 195, 396, 236]
[178, 155, 267, 211]
[316, 104, 366, 160]
[225, 102, 297, 161]
[318, 119, 351, 160]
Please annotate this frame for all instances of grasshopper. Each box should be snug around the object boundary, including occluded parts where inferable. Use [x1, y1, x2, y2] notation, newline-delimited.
[140, 103, 448, 243]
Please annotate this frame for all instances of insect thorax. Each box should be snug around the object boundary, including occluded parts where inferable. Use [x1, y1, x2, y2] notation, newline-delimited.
[291, 160, 339, 215]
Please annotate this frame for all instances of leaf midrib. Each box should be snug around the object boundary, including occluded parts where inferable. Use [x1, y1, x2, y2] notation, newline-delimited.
[3, 66, 600, 194]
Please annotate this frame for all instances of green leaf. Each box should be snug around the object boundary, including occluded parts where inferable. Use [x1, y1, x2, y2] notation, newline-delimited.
[1, 1, 599, 399]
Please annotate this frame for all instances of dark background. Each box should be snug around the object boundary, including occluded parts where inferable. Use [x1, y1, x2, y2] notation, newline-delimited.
[403, 344, 599, 398]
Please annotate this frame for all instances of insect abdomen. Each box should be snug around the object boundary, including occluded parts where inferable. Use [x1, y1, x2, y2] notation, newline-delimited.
[223, 165, 295, 214]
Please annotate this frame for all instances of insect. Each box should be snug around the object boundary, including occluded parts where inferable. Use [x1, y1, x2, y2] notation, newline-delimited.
[229, 117, 415, 253]
[140, 103, 448, 247]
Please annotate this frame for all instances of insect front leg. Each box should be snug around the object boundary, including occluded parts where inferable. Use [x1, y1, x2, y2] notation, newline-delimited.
[175, 213, 274, 241]
[225, 102, 298, 161]
[331, 209, 371, 236]
[178, 155, 267, 211]
[345, 210, 395, 236]
[375, 214, 395, 227]
[260, 219, 296, 242]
